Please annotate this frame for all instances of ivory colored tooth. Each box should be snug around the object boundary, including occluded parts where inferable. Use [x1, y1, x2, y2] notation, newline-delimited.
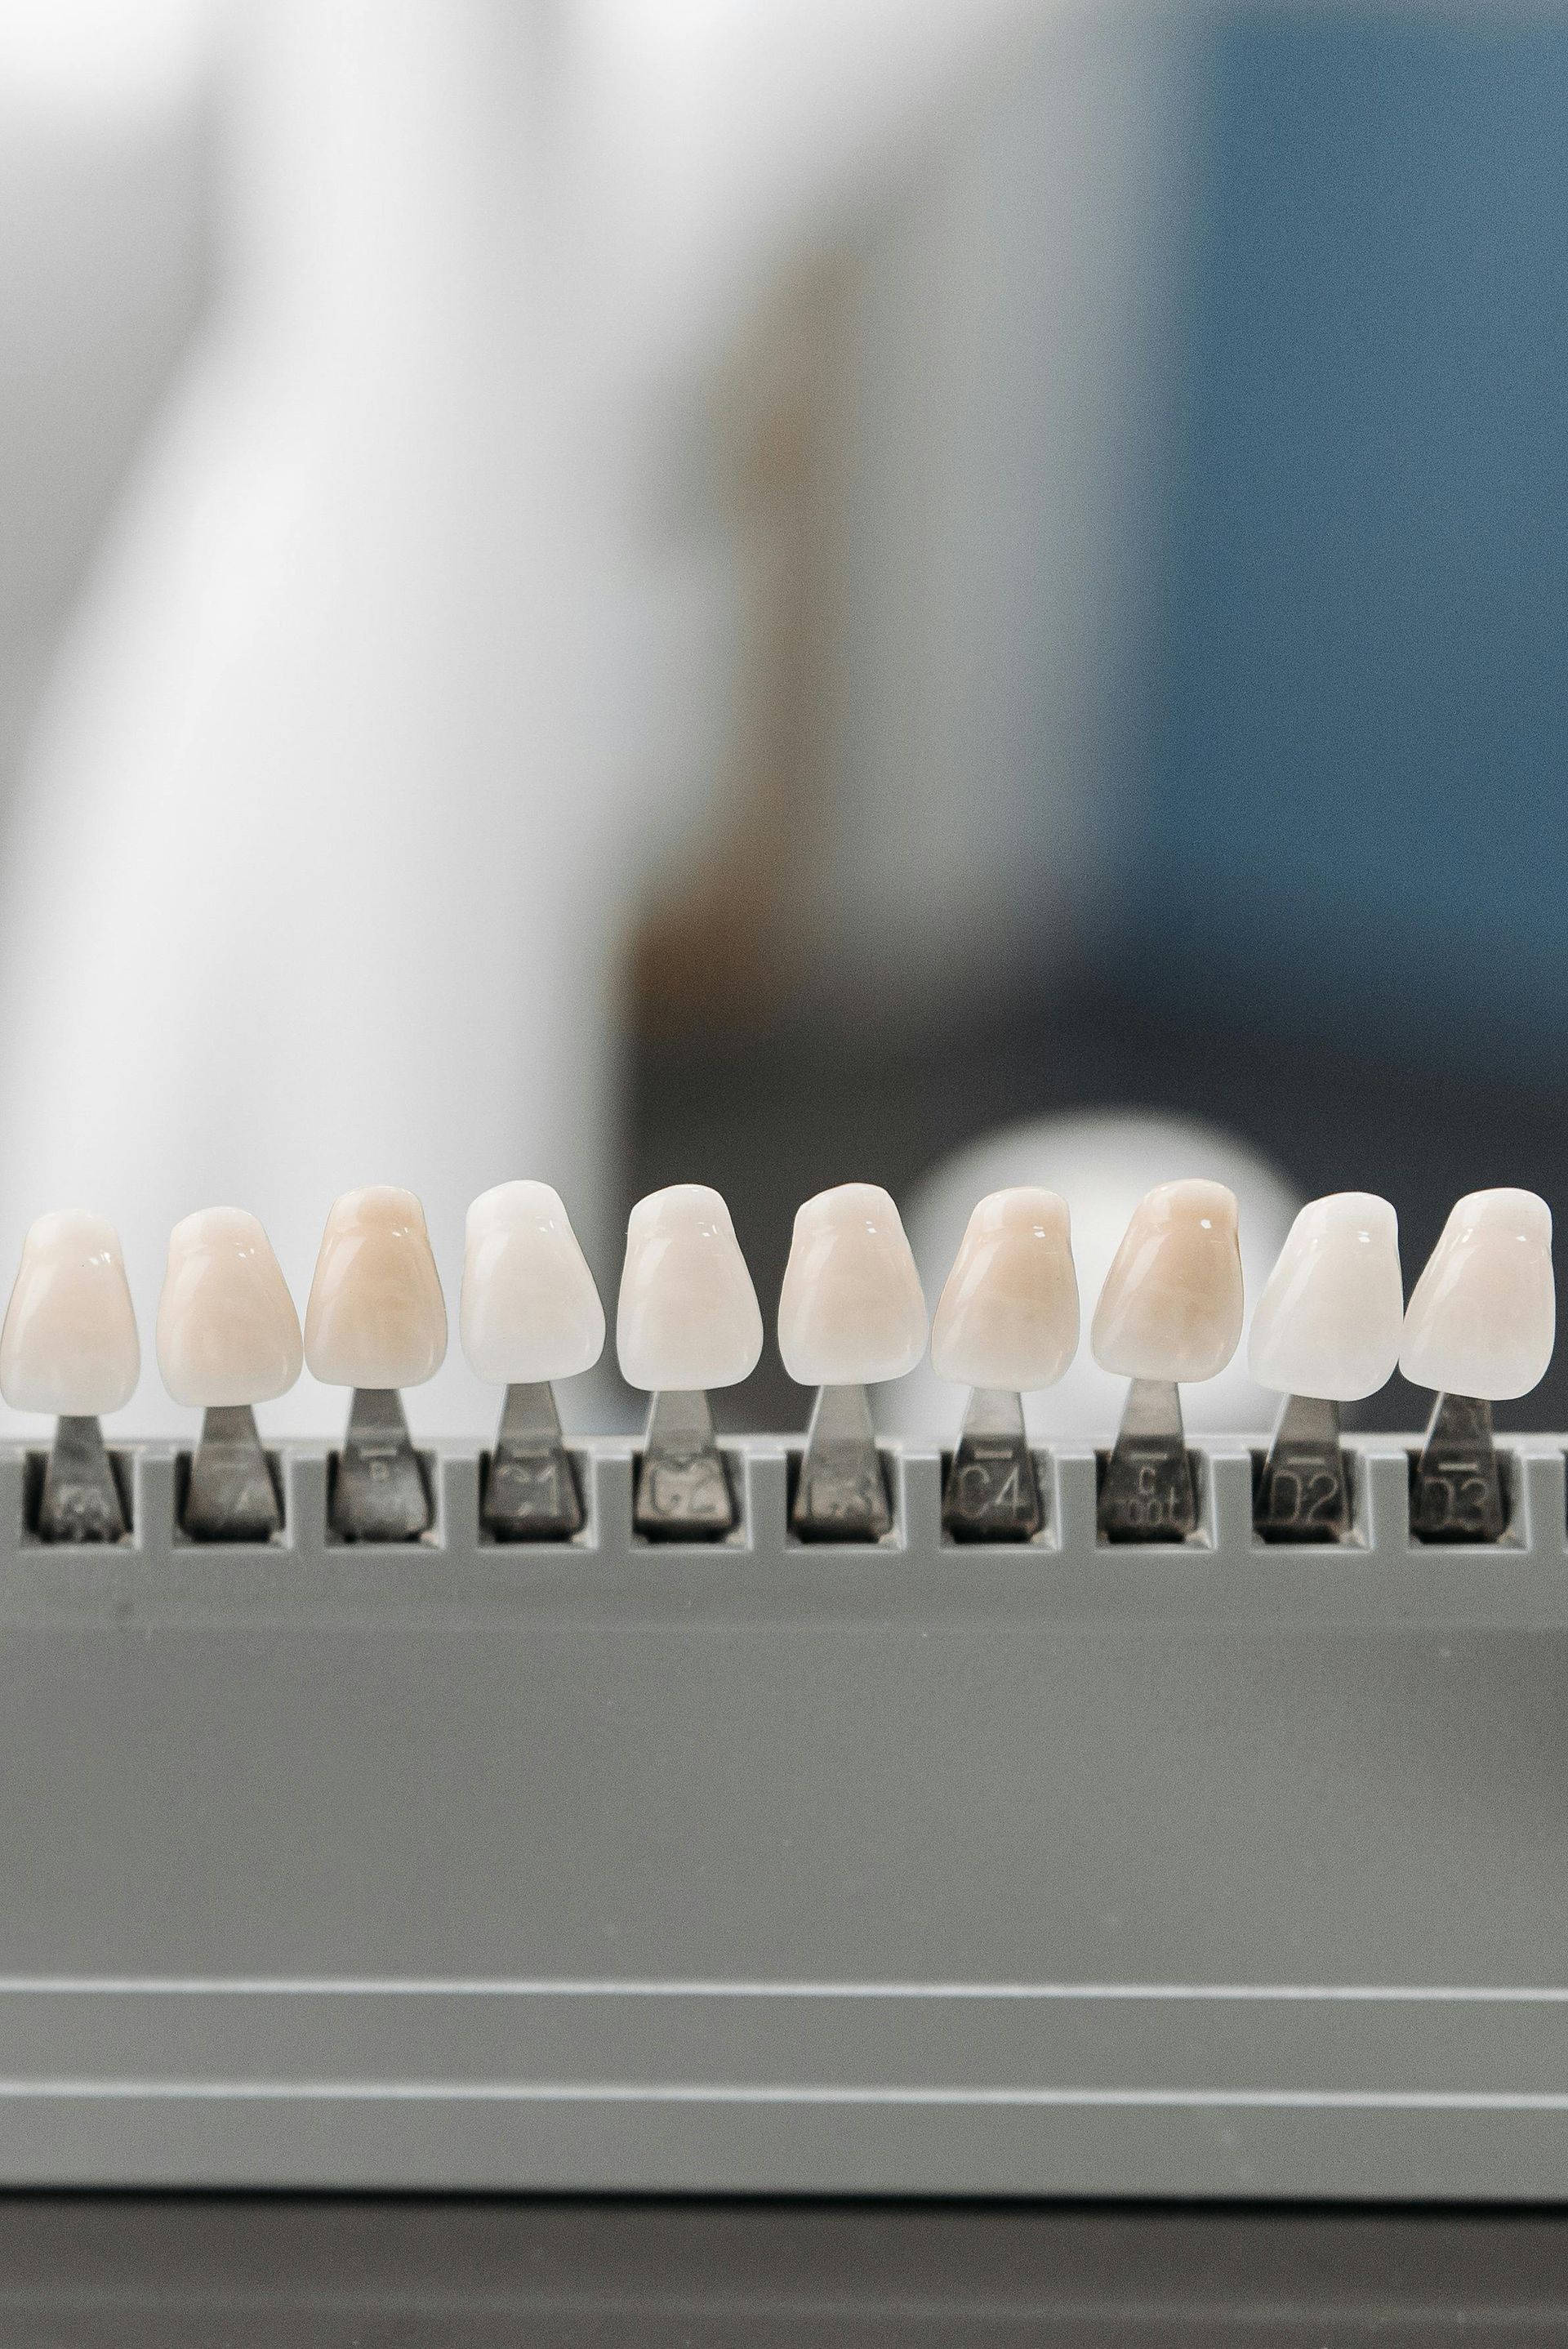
[1248, 1192, 1402, 1402]
[1090, 1179, 1242, 1383]
[930, 1187, 1078, 1392]
[0, 1210, 140, 1417]
[157, 1206, 302, 1409]
[616, 1184, 762, 1392]
[303, 1185, 447, 1390]
[1399, 1188, 1554, 1400]
[777, 1183, 928, 1386]
[461, 1180, 604, 1387]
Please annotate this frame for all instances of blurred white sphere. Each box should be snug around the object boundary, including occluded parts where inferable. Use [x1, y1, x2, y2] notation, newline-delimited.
[889, 1110, 1303, 1442]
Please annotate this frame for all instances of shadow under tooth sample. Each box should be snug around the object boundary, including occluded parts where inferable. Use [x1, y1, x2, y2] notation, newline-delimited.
[1255, 1393, 1351, 1543]
[483, 1381, 583, 1540]
[1410, 1393, 1508, 1543]
[634, 1388, 735, 1539]
[942, 1386, 1042, 1541]
[184, 1403, 282, 1543]
[38, 1415, 126, 1543]
[333, 1387, 432, 1543]
[1098, 1377, 1197, 1542]
[792, 1383, 892, 1541]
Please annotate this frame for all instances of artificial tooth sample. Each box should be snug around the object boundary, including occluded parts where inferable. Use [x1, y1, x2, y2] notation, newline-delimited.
[305, 1186, 447, 1541]
[0, 1210, 139, 1541]
[461, 1179, 604, 1540]
[777, 1183, 928, 1540]
[158, 1207, 302, 1541]
[1399, 1188, 1554, 1542]
[617, 1184, 762, 1537]
[930, 1187, 1077, 1540]
[1090, 1179, 1242, 1540]
[1248, 1193, 1402, 1540]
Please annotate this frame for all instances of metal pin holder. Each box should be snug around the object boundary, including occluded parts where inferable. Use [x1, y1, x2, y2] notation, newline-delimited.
[3, 1429, 1568, 2204]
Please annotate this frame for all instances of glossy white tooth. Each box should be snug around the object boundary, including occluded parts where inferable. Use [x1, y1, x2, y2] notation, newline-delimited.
[0, 1210, 140, 1417]
[303, 1185, 448, 1390]
[1399, 1188, 1554, 1400]
[157, 1206, 302, 1409]
[1248, 1192, 1402, 1402]
[616, 1184, 762, 1392]
[1090, 1179, 1242, 1383]
[930, 1188, 1078, 1392]
[777, 1183, 928, 1387]
[461, 1179, 604, 1387]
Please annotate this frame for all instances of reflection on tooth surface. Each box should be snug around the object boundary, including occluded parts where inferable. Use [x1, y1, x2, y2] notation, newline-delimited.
[2, 1210, 139, 1545]
[462, 1181, 604, 1388]
[158, 1207, 301, 1411]
[931, 1188, 1077, 1395]
[1249, 1193, 1401, 1404]
[616, 1186, 762, 1394]
[1399, 1188, 1553, 1402]
[305, 1187, 447, 1394]
[1091, 1181, 1242, 1385]
[0, 1210, 140, 1420]
[778, 1184, 927, 1388]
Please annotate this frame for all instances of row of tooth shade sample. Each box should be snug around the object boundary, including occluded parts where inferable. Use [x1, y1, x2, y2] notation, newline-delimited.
[0, 1180, 1552, 1547]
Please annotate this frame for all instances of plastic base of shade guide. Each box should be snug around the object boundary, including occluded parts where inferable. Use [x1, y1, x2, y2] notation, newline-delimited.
[3, 1431, 1568, 2204]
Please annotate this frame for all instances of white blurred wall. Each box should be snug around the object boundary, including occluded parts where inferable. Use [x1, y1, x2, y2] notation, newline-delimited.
[0, 0, 1188, 1435]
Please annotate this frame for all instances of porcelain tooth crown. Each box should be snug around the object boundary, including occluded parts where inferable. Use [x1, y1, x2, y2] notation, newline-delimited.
[461, 1179, 604, 1388]
[158, 1206, 303, 1409]
[0, 1210, 140, 1418]
[777, 1183, 928, 1387]
[615, 1184, 763, 1393]
[1399, 1188, 1554, 1402]
[930, 1187, 1078, 1393]
[1090, 1179, 1243, 1384]
[1248, 1192, 1402, 1402]
[304, 1185, 448, 1390]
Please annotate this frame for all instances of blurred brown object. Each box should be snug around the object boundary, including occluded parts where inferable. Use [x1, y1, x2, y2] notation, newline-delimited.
[629, 261, 848, 1039]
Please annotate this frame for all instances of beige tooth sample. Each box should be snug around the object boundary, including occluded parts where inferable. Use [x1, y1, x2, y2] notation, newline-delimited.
[0, 1210, 140, 1416]
[1399, 1188, 1554, 1400]
[157, 1206, 302, 1407]
[304, 1185, 447, 1390]
[1091, 1179, 1243, 1383]
[777, 1183, 928, 1386]
[1248, 1192, 1402, 1402]
[461, 1179, 604, 1386]
[617, 1184, 762, 1392]
[931, 1188, 1077, 1393]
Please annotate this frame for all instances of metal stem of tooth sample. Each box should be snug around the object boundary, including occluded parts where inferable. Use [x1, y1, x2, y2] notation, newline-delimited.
[332, 1387, 432, 1542]
[1410, 1391, 1507, 1542]
[793, 1383, 892, 1541]
[1254, 1392, 1350, 1542]
[483, 1381, 583, 1540]
[38, 1415, 126, 1543]
[1098, 1376, 1196, 1542]
[183, 1404, 282, 1543]
[633, 1389, 735, 1538]
[942, 1387, 1042, 1541]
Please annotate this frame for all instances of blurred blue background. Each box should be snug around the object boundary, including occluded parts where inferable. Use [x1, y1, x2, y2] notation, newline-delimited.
[1133, 13, 1568, 1060]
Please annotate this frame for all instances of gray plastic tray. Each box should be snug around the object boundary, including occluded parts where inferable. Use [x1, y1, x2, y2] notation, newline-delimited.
[2, 1432, 1566, 2200]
